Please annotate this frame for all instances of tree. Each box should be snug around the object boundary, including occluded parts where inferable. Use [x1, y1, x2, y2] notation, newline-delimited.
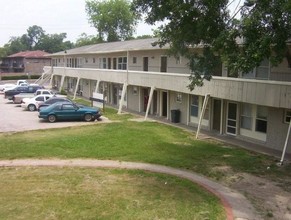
[3, 36, 29, 55]
[86, 0, 140, 42]
[26, 25, 45, 49]
[132, 0, 291, 89]
[75, 33, 103, 47]
[35, 33, 74, 53]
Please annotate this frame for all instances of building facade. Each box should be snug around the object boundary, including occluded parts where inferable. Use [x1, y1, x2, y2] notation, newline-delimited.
[46, 38, 291, 154]
[0, 50, 51, 74]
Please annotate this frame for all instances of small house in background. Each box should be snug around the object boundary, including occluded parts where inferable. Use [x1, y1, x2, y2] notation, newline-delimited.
[0, 50, 51, 75]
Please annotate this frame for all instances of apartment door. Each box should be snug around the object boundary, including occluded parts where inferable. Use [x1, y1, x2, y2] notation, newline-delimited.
[226, 102, 238, 135]
[143, 57, 149, 71]
[162, 91, 167, 117]
[160, 56, 167, 72]
[212, 99, 221, 132]
[113, 58, 117, 69]
[107, 58, 111, 69]
[113, 85, 119, 105]
[143, 88, 149, 112]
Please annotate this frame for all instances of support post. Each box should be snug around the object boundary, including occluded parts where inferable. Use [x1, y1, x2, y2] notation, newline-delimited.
[59, 75, 65, 93]
[196, 94, 210, 139]
[49, 74, 54, 88]
[95, 80, 100, 93]
[73, 77, 80, 100]
[279, 119, 291, 165]
[144, 86, 155, 120]
[118, 83, 127, 114]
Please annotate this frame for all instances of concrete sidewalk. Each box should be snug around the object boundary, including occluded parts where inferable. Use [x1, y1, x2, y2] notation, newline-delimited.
[0, 159, 262, 220]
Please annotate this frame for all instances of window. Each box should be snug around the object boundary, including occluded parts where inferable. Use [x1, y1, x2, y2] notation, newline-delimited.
[93, 58, 96, 63]
[99, 58, 107, 69]
[132, 86, 138, 95]
[35, 97, 44, 101]
[62, 104, 75, 110]
[241, 104, 252, 130]
[285, 110, 291, 123]
[102, 58, 107, 69]
[190, 95, 199, 117]
[176, 93, 182, 103]
[118, 57, 127, 70]
[256, 106, 268, 133]
[243, 59, 269, 79]
[133, 57, 137, 64]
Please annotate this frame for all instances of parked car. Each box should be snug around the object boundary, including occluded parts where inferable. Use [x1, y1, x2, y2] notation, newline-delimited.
[38, 102, 101, 123]
[37, 97, 82, 111]
[21, 94, 53, 111]
[4, 85, 44, 100]
[13, 89, 56, 104]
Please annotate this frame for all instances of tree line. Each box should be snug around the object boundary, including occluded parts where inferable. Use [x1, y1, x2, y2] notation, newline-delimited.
[1, 0, 290, 89]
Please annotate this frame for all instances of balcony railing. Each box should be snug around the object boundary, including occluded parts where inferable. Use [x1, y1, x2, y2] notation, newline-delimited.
[46, 66, 291, 109]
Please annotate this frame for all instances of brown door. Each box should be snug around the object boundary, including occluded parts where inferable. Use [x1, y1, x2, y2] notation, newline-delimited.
[162, 91, 167, 117]
[212, 99, 221, 132]
[160, 56, 167, 72]
[143, 57, 148, 71]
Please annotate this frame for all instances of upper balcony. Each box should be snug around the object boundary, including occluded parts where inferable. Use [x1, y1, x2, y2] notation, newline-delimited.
[47, 66, 291, 109]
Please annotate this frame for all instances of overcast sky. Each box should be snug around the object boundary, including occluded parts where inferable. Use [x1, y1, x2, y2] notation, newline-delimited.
[0, 0, 243, 47]
[0, 0, 156, 47]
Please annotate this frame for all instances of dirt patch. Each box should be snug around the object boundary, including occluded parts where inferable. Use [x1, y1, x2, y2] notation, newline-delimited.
[221, 170, 291, 219]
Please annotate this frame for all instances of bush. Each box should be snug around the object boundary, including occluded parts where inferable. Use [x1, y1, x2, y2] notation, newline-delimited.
[1, 75, 40, 80]
[60, 89, 67, 95]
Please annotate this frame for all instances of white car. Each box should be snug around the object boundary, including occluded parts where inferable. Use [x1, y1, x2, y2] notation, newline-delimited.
[21, 94, 53, 111]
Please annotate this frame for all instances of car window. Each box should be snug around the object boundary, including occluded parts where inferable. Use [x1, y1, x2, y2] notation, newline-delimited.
[62, 104, 75, 110]
[53, 104, 62, 110]
[45, 96, 50, 100]
[43, 91, 50, 94]
[35, 97, 44, 101]
[35, 91, 40, 95]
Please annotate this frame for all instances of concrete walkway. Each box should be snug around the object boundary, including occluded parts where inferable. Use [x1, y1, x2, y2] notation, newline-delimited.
[0, 159, 262, 220]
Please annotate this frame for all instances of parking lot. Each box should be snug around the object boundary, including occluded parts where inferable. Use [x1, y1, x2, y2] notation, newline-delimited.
[0, 92, 105, 133]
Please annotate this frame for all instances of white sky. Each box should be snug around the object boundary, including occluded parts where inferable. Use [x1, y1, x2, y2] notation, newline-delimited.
[0, 0, 156, 47]
[0, 0, 243, 47]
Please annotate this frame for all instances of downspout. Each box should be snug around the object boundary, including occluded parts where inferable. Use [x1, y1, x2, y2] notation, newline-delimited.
[117, 50, 129, 114]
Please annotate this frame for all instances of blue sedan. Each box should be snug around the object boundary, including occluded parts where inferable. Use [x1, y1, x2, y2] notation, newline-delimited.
[39, 102, 101, 123]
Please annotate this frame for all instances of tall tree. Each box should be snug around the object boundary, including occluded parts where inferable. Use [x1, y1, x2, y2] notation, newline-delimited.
[26, 25, 45, 49]
[86, 0, 140, 42]
[35, 33, 73, 53]
[3, 36, 29, 55]
[75, 33, 103, 47]
[132, 0, 291, 89]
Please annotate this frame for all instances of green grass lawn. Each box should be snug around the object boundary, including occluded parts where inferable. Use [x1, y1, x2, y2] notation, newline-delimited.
[0, 167, 225, 220]
[0, 106, 290, 219]
[0, 118, 290, 180]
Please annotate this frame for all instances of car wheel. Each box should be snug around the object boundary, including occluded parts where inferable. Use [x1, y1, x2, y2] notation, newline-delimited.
[28, 104, 36, 111]
[84, 114, 93, 122]
[48, 114, 57, 123]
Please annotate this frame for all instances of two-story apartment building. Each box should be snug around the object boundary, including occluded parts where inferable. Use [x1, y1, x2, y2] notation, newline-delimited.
[0, 50, 51, 74]
[45, 38, 291, 155]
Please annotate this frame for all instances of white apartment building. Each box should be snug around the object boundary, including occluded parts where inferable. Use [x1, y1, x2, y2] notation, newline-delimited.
[45, 38, 291, 154]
